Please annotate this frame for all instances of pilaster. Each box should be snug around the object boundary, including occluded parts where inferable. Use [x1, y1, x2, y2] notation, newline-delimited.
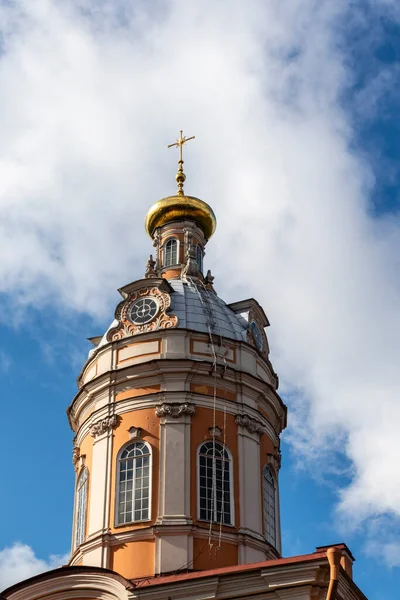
[155, 402, 194, 574]
[236, 413, 265, 563]
[84, 414, 118, 568]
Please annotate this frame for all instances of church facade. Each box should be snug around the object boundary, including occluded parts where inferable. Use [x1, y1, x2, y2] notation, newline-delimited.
[1, 134, 367, 600]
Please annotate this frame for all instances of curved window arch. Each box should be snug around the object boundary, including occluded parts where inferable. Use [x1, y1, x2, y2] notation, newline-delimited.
[116, 441, 151, 525]
[263, 466, 276, 546]
[75, 467, 88, 547]
[195, 245, 203, 272]
[198, 441, 233, 525]
[164, 238, 179, 267]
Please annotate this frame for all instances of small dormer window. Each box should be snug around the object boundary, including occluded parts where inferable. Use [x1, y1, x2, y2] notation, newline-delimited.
[164, 238, 178, 267]
[195, 245, 203, 272]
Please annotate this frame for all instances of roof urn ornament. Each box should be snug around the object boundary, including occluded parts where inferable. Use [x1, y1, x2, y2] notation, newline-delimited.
[144, 254, 157, 278]
[204, 269, 215, 291]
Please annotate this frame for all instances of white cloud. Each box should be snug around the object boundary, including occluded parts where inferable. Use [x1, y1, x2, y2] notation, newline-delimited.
[0, 349, 11, 372]
[0, 0, 399, 564]
[0, 544, 68, 590]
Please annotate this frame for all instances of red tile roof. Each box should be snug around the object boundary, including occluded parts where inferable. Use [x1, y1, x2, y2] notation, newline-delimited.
[131, 549, 329, 588]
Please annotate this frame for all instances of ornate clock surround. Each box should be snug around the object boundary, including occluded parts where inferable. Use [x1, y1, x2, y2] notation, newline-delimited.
[107, 278, 178, 342]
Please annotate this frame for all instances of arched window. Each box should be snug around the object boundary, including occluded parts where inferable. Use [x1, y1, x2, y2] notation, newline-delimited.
[195, 245, 203, 272]
[198, 441, 233, 525]
[263, 466, 276, 546]
[116, 441, 151, 525]
[164, 238, 178, 267]
[75, 467, 88, 547]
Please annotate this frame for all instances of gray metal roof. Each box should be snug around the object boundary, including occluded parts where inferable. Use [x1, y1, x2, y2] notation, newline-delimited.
[168, 279, 248, 341]
[89, 279, 248, 358]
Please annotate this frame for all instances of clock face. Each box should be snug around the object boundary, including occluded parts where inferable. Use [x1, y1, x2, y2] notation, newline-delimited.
[129, 297, 159, 325]
[250, 320, 263, 351]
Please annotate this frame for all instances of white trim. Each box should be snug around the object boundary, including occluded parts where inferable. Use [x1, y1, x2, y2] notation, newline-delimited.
[114, 440, 153, 526]
[196, 440, 235, 527]
[162, 237, 180, 267]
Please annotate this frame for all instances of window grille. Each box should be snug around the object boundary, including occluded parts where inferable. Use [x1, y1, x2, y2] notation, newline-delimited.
[164, 239, 178, 266]
[117, 442, 151, 525]
[263, 466, 276, 546]
[198, 441, 232, 525]
[75, 468, 88, 547]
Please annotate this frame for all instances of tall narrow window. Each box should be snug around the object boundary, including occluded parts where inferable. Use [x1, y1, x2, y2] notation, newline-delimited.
[164, 238, 178, 266]
[198, 441, 233, 525]
[263, 466, 276, 546]
[195, 245, 203, 272]
[75, 467, 88, 547]
[117, 441, 151, 525]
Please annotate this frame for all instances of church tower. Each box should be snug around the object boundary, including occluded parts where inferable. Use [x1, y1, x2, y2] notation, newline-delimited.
[67, 132, 287, 580]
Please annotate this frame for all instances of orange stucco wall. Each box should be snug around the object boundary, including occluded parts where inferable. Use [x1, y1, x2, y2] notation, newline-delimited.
[161, 268, 182, 279]
[115, 385, 161, 401]
[110, 540, 155, 579]
[190, 383, 236, 402]
[193, 538, 238, 571]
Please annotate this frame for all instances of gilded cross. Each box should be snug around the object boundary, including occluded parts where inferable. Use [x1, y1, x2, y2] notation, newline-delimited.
[168, 130, 195, 195]
[168, 130, 195, 164]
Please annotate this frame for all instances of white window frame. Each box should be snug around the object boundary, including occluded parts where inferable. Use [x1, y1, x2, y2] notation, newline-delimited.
[263, 465, 277, 547]
[115, 440, 152, 526]
[163, 238, 179, 267]
[197, 440, 235, 526]
[75, 467, 88, 548]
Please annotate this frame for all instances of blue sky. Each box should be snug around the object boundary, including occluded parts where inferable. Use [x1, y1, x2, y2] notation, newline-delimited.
[0, 1, 400, 598]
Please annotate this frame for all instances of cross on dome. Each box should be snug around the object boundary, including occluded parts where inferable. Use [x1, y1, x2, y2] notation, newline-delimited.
[168, 129, 195, 195]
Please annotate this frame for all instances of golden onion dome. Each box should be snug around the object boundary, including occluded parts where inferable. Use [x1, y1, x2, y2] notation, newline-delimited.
[145, 195, 217, 240]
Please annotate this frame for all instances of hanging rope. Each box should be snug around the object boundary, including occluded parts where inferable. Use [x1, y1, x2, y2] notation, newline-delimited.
[186, 277, 229, 554]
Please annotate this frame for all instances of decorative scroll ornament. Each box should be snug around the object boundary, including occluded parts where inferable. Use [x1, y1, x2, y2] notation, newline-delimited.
[128, 426, 142, 439]
[268, 446, 282, 471]
[155, 403, 196, 418]
[209, 425, 222, 438]
[90, 414, 119, 438]
[72, 446, 80, 471]
[235, 414, 265, 435]
[274, 448, 282, 469]
[107, 286, 178, 342]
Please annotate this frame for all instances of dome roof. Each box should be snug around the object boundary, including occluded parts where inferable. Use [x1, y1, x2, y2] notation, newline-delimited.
[168, 279, 248, 340]
[145, 195, 217, 240]
[89, 280, 248, 358]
